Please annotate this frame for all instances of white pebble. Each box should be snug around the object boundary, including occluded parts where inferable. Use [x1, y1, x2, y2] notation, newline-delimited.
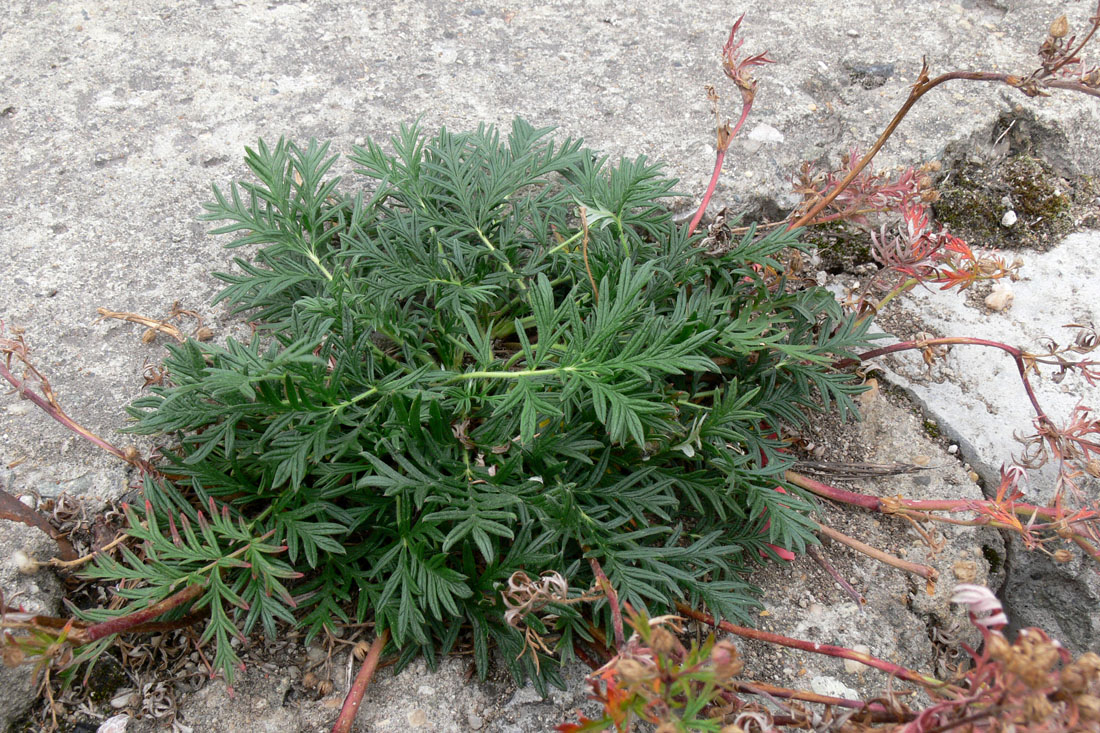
[984, 283, 1014, 311]
[1000, 210, 1017, 228]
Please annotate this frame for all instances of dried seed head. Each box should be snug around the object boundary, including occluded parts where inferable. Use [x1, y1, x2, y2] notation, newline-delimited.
[649, 627, 677, 658]
[1078, 694, 1100, 722]
[302, 671, 319, 689]
[352, 641, 371, 661]
[615, 658, 653, 684]
[1085, 458, 1100, 478]
[1049, 14, 1069, 39]
[1078, 652, 1100, 676]
[195, 327, 214, 342]
[123, 445, 140, 463]
[316, 678, 334, 696]
[141, 328, 157, 344]
[987, 632, 1012, 662]
[709, 640, 744, 679]
[1022, 691, 1054, 722]
[1061, 660, 1094, 694]
[1053, 549, 1074, 563]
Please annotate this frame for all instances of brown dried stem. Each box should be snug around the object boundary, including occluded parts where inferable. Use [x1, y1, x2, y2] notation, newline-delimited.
[0, 487, 77, 562]
[95, 307, 186, 342]
[817, 520, 938, 583]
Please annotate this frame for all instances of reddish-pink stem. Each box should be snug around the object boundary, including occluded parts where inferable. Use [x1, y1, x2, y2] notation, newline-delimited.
[688, 147, 727, 236]
[788, 471, 1100, 555]
[332, 628, 390, 733]
[788, 69, 1016, 233]
[675, 603, 944, 687]
[71, 582, 204, 644]
[688, 101, 751, 236]
[0, 358, 156, 474]
[853, 337, 1049, 424]
[588, 556, 625, 650]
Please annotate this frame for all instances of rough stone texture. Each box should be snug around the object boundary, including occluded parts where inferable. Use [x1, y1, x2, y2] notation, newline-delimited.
[0, 520, 65, 733]
[878, 233, 1100, 500]
[736, 393, 999, 707]
[125, 650, 597, 732]
[876, 231, 1100, 655]
[1, 0, 1098, 730]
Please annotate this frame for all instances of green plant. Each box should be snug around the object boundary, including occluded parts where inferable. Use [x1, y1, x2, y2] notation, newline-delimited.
[77, 117, 872, 689]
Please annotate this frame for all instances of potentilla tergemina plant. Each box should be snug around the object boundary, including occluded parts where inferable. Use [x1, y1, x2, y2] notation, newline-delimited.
[73, 117, 871, 689]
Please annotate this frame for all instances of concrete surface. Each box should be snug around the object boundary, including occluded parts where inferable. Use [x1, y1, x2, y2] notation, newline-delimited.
[876, 231, 1100, 655]
[0, 520, 64, 733]
[1, 0, 1098, 730]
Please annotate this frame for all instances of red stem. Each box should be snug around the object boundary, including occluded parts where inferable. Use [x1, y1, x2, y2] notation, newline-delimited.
[675, 603, 944, 687]
[788, 470, 1096, 524]
[687, 147, 727, 236]
[787, 69, 1016, 233]
[72, 582, 204, 644]
[687, 99, 751, 236]
[853, 337, 1049, 425]
[0, 358, 156, 475]
[332, 628, 390, 733]
[588, 556, 625, 650]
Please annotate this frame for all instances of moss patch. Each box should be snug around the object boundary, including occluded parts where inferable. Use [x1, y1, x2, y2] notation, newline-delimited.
[933, 153, 1096, 252]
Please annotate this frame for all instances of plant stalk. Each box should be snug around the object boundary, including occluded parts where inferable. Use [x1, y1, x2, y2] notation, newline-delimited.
[675, 603, 944, 688]
[332, 628, 390, 733]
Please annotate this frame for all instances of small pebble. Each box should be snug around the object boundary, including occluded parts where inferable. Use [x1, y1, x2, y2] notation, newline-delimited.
[947, 445, 958, 455]
[985, 283, 1014, 311]
[968, 470, 980, 483]
[1000, 210, 1017, 227]
[913, 455, 931, 466]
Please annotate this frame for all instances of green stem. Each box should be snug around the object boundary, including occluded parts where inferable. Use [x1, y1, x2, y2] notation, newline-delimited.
[445, 365, 577, 383]
[546, 229, 584, 255]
